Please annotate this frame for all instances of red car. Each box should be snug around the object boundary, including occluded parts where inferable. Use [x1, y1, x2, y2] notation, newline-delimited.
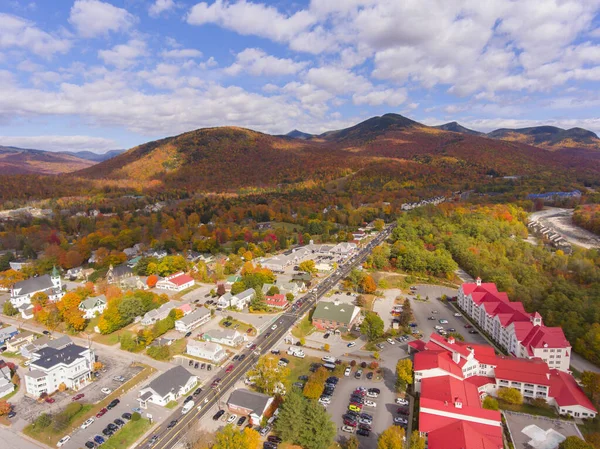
[464, 324, 473, 329]
[250, 344, 257, 350]
[72, 394, 85, 401]
[45, 397, 55, 403]
[96, 408, 108, 418]
[225, 365, 234, 374]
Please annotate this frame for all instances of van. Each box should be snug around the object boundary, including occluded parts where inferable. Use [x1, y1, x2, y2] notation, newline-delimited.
[323, 363, 336, 371]
[182, 401, 194, 414]
[322, 356, 336, 363]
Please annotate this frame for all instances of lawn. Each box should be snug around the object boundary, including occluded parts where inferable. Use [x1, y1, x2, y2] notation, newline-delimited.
[101, 418, 152, 449]
[291, 315, 315, 340]
[2, 384, 19, 400]
[166, 400, 178, 409]
[219, 317, 256, 336]
[284, 355, 320, 388]
[93, 327, 135, 346]
[24, 403, 93, 445]
[497, 399, 558, 418]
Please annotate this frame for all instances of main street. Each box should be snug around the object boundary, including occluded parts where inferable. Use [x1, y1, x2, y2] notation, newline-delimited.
[141, 224, 396, 449]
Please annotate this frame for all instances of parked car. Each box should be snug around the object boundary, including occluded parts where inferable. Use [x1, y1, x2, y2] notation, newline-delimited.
[7, 411, 16, 418]
[122, 412, 132, 420]
[93, 436, 105, 445]
[347, 342, 355, 348]
[107, 423, 118, 432]
[464, 324, 473, 328]
[194, 388, 202, 396]
[343, 418, 358, 427]
[213, 410, 225, 421]
[113, 376, 125, 382]
[184, 396, 193, 403]
[42, 330, 51, 335]
[387, 338, 395, 345]
[354, 369, 363, 379]
[57, 436, 71, 447]
[85, 441, 95, 448]
[366, 391, 378, 398]
[341, 425, 355, 433]
[81, 418, 95, 429]
[107, 399, 120, 410]
[227, 414, 237, 424]
[267, 436, 282, 444]
[263, 442, 277, 449]
[72, 393, 85, 401]
[225, 364, 234, 373]
[397, 407, 409, 416]
[100, 388, 112, 395]
[364, 400, 376, 407]
[344, 366, 352, 377]
[237, 416, 247, 426]
[45, 397, 55, 403]
[207, 364, 212, 371]
[366, 372, 373, 380]
[395, 397, 409, 406]
[96, 408, 108, 418]
[394, 417, 408, 425]
[357, 428, 370, 437]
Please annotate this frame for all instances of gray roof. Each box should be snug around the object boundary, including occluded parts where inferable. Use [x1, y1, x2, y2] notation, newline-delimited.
[177, 308, 210, 326]
[145, 366, 194, 398]
[32, 344, 88, 369]
[111, 264, 132, 278]
[228, 389, 272, 414]
[25, 369, 47, 379]
[139, 391, 153, 401]
[47, 336, 73, 350]
[0, 326, 18, 339]
[13, 274, 54, 295]
[79, 295, 106, 310]
[203, 329, 240, 341]
[237, 288, 255, 300]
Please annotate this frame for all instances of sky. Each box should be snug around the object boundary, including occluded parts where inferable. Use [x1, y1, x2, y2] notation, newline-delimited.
[0, 0, 599, 153]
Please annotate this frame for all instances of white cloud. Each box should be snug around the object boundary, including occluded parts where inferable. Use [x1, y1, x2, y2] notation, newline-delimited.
[69, 0, 136, 38]
[149, 0, 176, 17]
[17, 60, 43, 72]
[352, 88, 407, 107]
[161, 48, 203, 59]
[98, 39, 146, 69]
[0, 135, 118, 152]
[0, 13, 71, 56]
[224, 48, 308, 76]
[305, 66, 371, 95]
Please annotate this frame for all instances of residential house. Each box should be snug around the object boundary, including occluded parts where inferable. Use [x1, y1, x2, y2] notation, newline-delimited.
[156, 272, 195, 292]
[225, 275, 242, 290]
[20, 335, 73, 359]
[0, 360, 15, 398]
[330, 242, 357, 255]
[9, 260, 32, 271]
[10, 267, 63, 309]
[106, 264, 133, 285]
[6, 331, 35, 352]
[227, 389, 274, 425]
[178, 303, 193, 316]
[186, 340, 227, 363]
[24, 344, 95, 397]
[311, 301, 360, 331]
[265, 294, 289, 309]
[140, 302, 178, 326]
[126, 256, 142, 268]
[123, 247, 138, 258]
[137, 366, 197, 408]
[120, 275, 148, 291]
[65, 266, 83, 280]
[202, 329, 244, 347]
[78, 295, 107, 319]
[458, 278, 571, 371]
[0, 326, 18, 345]
[278, 282, 301, 296]
[175, 308, 211, 333]
[217, 288, 255, 310]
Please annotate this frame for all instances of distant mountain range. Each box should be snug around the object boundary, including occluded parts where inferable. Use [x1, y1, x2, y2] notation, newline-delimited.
[0, 146, 124, 175]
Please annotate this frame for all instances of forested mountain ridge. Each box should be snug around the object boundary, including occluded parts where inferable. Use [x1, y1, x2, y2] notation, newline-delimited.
[0, 146, 96, 175]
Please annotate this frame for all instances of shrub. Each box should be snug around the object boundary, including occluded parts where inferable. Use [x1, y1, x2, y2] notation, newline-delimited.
[34, 413, 52, 429]
[350, 360, 356, 367]
[482, 396, 499, 410]
[369, 362, 379, 370]
[498, 388, 523, 405]
[131, 412, 141, 421]
[147, 346, 170, 360]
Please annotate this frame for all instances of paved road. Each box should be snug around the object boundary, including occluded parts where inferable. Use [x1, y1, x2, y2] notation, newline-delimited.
[141, 225, 396, 449]
[0, 427, 46, 449]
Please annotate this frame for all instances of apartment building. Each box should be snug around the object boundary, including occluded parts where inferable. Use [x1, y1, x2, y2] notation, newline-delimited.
[175, 308, 211, 333]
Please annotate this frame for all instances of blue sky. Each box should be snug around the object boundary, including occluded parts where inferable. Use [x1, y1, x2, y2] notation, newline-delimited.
[0, 0, 599, 152]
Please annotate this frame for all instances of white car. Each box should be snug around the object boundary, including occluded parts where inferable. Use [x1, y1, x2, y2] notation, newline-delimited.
[57, 436, 71, 447]
[341, 425, 355, 433]
[366, 391, 378, 398]
[322, 356, 336, 363]
[434, 325, 444, 330]
[271, 324, 277, 330]
[344, 367, 352, 377]
[454, 312, 462, 317]
[347, 342, 356, 348]
[364, 400, 377, 408]
[387, 338, 395, 345]
[101, 388, 112, 395]
[396, 397, 409, 406]
[318, 396, 331, 404]
[394, 417, 408, 425]
[226, 414, 237, 424]
[80, 418, 94, 429]
[246, 342, 253, 348]
[439, 319, 449, 324]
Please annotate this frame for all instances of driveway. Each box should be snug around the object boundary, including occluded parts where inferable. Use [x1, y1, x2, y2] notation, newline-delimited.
[373, 289, 401, 331]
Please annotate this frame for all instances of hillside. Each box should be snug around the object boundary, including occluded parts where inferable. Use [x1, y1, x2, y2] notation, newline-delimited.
[434, 122, 483, 136]
[487, 126, 600, 151]
[285, 129, 313, 140]
[0, 146, 96, 175]
[319, 113, 422, 142]
[64, 149, 125, 162]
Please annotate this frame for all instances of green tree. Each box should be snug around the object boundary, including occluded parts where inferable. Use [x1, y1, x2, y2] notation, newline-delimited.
[396, 359, 413, 391]
[581, 371, 600, 403]
[482, 396, 499, 410]
[298, 260, 317, 275]
[498, 387, 523, 405]
[247, 355, 289, 396]
[286, 292, 294, 302]
[360, 312, 384, 341]
[558, 436, 593, 449]
[409, 431, 426, 449]
[3, 301, 18, 316]
[298, 399, 336, 449]
[378, 425, 406, 449]
[275, 389, 304, 443]
[249, 288, 268, 312]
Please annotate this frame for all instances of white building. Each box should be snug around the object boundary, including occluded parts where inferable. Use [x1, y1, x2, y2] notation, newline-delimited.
[202, 329, 244, 347]
[24, 344, 95, 398]
[186, 340, 227, 363]
[141, 302, 178, 326]
[78, 296, 107, 319]
[10, 267, 63, 309]
[330, 242, 357, 255]
[217, 288, 255, 310]
[175, 308, 211, 333]
[138, 366, 197, 408]
[156, 272, 195, 292]
[0, 360, 15, 398]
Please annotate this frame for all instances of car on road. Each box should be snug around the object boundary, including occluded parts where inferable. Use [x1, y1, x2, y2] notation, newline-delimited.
[347, 341, 356, 348]
[341, 425, 355, 433]
[57, 436, 71, 447]
[250, 344, 257, 350]
[271, 324, 277, 330]
[454, 312, 462, 317]
[185, 332, 192, 338]
[211, 378, 222, 388]
[464, 324, 473, 328]
[81, 418, 95, 429]
[184, 395, 193, 403]
[238, 354, 246, 361]
[227, 414, 237, 424]
[148, 435, 159, 447]
[96, 408, 108, 418]
[225, 364, 234, 373]
[344, 366, 352, 377]
[469, 330, 479, 334]
[45, 397, 55, 403]
[387, 338, 395, 345]
[167, 420, 178, 429]
[72, 393, 85, 401]
[43, 330, 51, 335]
[101, 388, 112, 395]
[428, 316, 436, 320]
[213, 410, 225, 421]
[237, 416, 247, 426]
[395, 397, 409, 406]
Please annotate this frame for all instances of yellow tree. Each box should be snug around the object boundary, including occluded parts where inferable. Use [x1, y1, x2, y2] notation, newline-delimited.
[378, 425, 406, 449]
[213, 424, 260, 449]
[0, 269, 26, 289]
[396, 359, 413, 391]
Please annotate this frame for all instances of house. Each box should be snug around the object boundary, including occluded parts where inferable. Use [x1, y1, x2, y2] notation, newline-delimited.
[458, 278, 571, 371]
[65, 266, 83, 280]
[330, 242, 357, 255]
[140, 302, 178, 326]
[123, 247, 138, 258]
[10, 267, 63, 308]
[78, 295, 107, 319]
[175, 308, 211, 333]
[0, 326, 18, 345]
[413, 333, 597, 425]
[265, 294, 289, 309]
[0, 360, 15, 398]
[137, 366, 197, 407]
[225, 275, 242, 290]
[279, 282, 300, 296]
[24, 344, 95, 397]
[202, 329, 244, 347]
[20, 335, 73, 359]
[291, 272, 312, 283]
[217, 288, 255, 310]
[127, 256, 142, 268]
[311, 301, 360, 331]
[9, 259, 32, 271]
[178, 303, 193, 316]
[227, 389, 274, 425]
[149, 337, 174, 347]
[186, 340, 227, 363]
[106, 264, 133, 284]
[120, 276, 148, 291]
[156, 272, 195, 292]
[6, 331, 35, 352]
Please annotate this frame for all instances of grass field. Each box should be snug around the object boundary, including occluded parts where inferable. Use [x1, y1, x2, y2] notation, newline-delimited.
[24, 403, 93, 445]
[219, 317, 256, 336]
[291, 315, 315, 340]
[93, 327, 135, 346]
[498, 399, 558, 418]
[101, 418, 152, 449]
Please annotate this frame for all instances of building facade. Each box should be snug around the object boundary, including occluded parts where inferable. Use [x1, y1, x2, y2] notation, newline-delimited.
[175, 308, 211, 333]
[10, 267, 63, 309]
[186, 340, 227, 363]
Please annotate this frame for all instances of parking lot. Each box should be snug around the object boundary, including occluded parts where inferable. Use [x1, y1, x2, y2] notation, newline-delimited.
[504, 411, 583, 449]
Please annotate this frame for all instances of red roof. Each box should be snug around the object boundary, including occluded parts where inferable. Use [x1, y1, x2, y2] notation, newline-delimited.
[494, 356, 551, 385]
[408, 340, 427, 352]
[265, 294, 287, 307]
[549, 369, 597, 413]
[414, 351, 464, 378]
[427, 334, 472, 358]
[427, 420, 503, 449]
[510, 321, 535, 341]
[465, 376, 496, 389]
[420, 398, 501, 427]
[421, 376, 482, 407]
[461, 283, 499, 296]
[521, 325, 570, 351]
[168, 273, 194, 286]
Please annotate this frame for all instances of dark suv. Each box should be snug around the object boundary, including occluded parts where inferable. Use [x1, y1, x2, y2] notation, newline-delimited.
[107, 399, 120, 410]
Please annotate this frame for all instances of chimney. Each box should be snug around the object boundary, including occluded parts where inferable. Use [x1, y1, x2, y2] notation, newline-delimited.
[333, 299, 340, 306]
[452, 351, 461, 364]
[476, 277, 482, 286]
[448, 336, 455, 344]
[454, 397, 463, 409]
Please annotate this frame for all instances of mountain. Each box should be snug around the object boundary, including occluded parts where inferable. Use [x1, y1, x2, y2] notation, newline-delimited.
[285, 129, 313, 140]
[319, 113, 421, 142]
[487, 126, 600, 151]
[63, 149, 125, 162]
[434, 121, 483, 136]
[0, 146, 95, 175]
